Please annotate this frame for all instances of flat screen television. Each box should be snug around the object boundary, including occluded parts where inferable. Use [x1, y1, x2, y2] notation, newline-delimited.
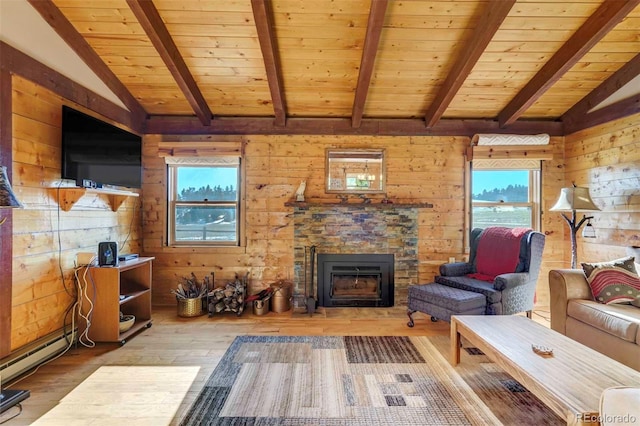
[61, 106, 142, 189]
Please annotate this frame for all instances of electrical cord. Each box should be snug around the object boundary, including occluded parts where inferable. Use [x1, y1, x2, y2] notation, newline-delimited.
[5, 184, 126, 408]
[5, 306, 76, 390]
[119, 197, 139, 253]
[49, 181, 80, 352]
[56, 181, 80, 349]
[1, 184, 79, 392]
[55, 182, 75, 299]
[75, 260, 96, 348]
[5, 261, 96, 390]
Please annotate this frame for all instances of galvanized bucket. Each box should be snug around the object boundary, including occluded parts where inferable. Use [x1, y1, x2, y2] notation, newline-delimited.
[270, 284, 292, 312]
[253, 298, 270, 315]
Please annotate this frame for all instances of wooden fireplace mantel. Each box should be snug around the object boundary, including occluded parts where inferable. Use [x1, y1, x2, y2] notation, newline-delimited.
[285, 201, 434, 209]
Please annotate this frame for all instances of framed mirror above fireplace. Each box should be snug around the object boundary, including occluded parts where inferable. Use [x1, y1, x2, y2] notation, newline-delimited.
[325, 149, 385, 193]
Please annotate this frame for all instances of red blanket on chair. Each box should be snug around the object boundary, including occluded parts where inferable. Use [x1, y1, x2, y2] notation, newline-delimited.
[467, 227, 531, 283]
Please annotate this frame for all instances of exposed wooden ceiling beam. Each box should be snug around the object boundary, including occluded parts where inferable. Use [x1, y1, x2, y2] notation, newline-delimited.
[425, 0, 515, 129]
[352, 0, 388, 129]
[562, 52, 640, 127]
[498, 0, 639, 128]
[146, 116, 563, 137]
[26, 0, 147, 124]
[251, 0, 287, 127]
[126, 0, 211, 126]
[564, 94, 640, 135]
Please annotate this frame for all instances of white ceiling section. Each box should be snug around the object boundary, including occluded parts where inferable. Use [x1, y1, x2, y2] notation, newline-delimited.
[0, 0, 126, 110]
[590, 74, 640, 112]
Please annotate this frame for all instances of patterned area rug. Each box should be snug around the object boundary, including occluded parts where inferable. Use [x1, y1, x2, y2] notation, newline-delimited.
[180, 336, 562, 425]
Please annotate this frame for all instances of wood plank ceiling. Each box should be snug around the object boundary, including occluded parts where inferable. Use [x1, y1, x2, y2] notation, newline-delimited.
[28, 0, 640, 135]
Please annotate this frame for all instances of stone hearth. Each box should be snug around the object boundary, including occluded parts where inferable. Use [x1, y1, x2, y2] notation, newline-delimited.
[289, 203, 429, 308]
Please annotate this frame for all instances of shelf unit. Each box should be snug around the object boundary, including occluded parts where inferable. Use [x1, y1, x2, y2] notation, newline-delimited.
[79, 257, 154, 345]
[49, 187, 139, 211]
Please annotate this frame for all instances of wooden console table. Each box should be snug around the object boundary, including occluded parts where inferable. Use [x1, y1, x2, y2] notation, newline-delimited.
[451, 315, 640, 425]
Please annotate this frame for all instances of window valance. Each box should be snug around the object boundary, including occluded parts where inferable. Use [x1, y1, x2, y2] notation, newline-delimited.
[163, 156, 240, 166]
[158, 141, 243, 163]
[472, 159, 541, 170]
[466, 134, 553, 162]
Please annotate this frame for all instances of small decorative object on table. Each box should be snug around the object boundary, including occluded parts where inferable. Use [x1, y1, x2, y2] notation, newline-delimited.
[172, 272, 211, 317]
[119, 311, 135, 332]
[531, 344, 553, 356]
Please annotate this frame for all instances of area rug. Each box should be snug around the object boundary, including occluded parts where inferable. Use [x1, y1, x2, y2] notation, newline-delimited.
[31, 366, 199, 426]
[180, 336, 562, 425]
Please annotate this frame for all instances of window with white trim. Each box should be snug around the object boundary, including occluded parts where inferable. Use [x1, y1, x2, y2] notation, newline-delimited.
[167, 157, 241, 246]
[470, 160, 541, 231]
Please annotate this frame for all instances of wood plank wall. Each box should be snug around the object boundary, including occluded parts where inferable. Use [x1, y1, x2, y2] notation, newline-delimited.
[563, 112, 640, 264]
[143, 133, 565, 308]
[9, 76, 142, 351]
[540, 136, 568, 305]
[5, 76, 636, 356]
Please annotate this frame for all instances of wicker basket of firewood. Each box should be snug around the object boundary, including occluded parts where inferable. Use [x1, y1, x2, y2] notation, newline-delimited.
[172, 272, 210, 317]
[177, 297, 205, 317]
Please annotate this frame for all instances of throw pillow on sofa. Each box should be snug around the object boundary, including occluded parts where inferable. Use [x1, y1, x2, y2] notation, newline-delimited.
[581, 256, 640, 305]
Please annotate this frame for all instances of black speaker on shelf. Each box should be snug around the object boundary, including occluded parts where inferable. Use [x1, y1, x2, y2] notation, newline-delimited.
[98, 241, 118, 267]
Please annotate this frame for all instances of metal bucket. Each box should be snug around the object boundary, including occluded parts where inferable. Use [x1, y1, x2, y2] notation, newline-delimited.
[177, 297, 205, 317]
[270, 284, 291, 312]
[253, 298, 270, 315]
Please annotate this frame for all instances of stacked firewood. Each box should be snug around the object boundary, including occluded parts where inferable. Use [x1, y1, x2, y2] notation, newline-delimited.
[207, 272, 248, 316]
[171, 272, 211, 300]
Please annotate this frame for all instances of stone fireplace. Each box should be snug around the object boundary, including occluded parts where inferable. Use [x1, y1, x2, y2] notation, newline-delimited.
[288, 202, 431, 309]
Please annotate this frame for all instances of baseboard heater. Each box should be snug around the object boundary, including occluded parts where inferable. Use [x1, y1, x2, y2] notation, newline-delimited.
[0, 329, 76, 383]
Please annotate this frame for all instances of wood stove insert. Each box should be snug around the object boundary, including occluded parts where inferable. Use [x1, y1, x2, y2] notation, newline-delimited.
[317, 254, 394, 307]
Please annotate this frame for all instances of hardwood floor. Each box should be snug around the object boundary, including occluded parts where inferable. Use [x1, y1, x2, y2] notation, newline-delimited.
[1, 306, 551, 425]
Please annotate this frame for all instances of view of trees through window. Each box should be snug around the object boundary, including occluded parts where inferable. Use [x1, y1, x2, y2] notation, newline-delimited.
[176, 185, 237, 225]
[472, 184, 528, 202]
[471, 170, 535, 229]
[178, 185, 237, 202]
[170, 166, 239, 244]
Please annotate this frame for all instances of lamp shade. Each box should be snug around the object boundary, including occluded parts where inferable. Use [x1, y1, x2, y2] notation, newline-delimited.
[0, 166, 23, 208]
[549, 186, 599, 212]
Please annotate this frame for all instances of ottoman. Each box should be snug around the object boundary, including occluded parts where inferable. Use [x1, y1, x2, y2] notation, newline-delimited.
[407, 283, 486, 326]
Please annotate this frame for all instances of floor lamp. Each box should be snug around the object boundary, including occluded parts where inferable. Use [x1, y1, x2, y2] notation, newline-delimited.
[550, 185, 600, 269]
[0, 165, 29, 417]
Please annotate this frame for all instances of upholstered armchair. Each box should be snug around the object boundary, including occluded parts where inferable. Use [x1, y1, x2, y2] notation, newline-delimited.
[436, 227, 546, 317]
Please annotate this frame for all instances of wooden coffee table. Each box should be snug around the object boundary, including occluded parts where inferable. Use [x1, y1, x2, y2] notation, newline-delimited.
[451, 315, 640, 425]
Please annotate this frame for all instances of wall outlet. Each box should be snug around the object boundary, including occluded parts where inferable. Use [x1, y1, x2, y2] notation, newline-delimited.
[448, 257, 456, 263]
[76, 252, 96, 266]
